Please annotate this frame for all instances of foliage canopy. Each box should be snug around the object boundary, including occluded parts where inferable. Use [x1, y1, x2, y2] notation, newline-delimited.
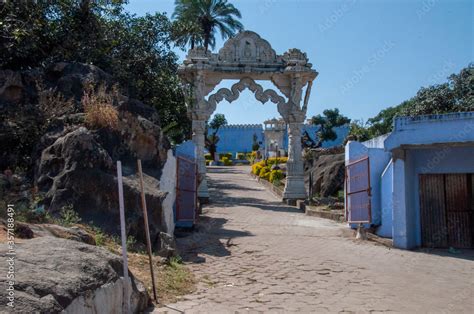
[172, 0, 243, 51]
[0, 0, 190, 143]
[347, 64, 474, 142]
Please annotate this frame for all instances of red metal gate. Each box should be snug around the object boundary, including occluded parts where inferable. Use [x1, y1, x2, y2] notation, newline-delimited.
[345, 156, 371, 223]
[175, 156, 198, 227]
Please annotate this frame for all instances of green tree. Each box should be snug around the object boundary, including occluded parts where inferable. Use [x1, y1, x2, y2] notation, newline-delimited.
[205, 113, 227, 160]
[310, 108, 351, 147]
[171, 19, 203, 49]
[0, 1, 190, 144]
[366, 100, 413, 137]
[348, 64, 474, 142]
[400, 65, 473, 116]
[172, 0, 243, 51]
[252, 133, 260, 151]
[345, 120, 371, 144]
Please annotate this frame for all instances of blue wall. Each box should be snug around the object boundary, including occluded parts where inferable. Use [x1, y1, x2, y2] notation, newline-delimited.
[213, 125, 263, 156]
[379, 160, 393, 238]
[406, 146, 474, 247]
[215, 124, 349, 156]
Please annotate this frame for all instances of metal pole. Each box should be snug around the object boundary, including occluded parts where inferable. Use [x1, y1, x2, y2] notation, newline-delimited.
[137, 159, 158, 303]
[117, 161, 130, 313]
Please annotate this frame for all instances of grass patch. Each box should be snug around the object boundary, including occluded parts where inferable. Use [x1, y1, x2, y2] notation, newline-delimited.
[128, 253, 196, 305]
[81, 225, 196, 304]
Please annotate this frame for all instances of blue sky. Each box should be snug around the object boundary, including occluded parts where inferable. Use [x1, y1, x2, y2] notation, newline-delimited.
[126, 0, 473, 124]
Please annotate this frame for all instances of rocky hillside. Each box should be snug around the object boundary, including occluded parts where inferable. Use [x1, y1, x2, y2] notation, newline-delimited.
[0, 62, 171, 249]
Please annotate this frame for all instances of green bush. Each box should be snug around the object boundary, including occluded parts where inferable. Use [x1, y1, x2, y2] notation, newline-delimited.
[221, 156, 233, 166]
[246, 153, 256, 165]
[16, 196, 53, 224]
[219, 153, 232, 159]
[258, 166, 271, 179]
[269, 169, 284, 183]
[272, 178, 282, 187]
[252, 163, 263, 175]
[127, 235, 137, 250]
[236, 153, 246, 160]
[95, 231, 106, 246]
[261, 171, 271, 181]
[59, 204, 82, 226]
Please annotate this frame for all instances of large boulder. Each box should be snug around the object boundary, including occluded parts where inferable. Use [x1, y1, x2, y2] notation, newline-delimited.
[0, 237, 149, 313]
[304, 147, 345, 198]
[0, 62, 172, 250]
[35, 124, 169, 248]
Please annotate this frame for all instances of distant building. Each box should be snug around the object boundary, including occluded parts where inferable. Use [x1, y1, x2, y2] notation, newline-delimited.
[213, 119, 349, 157]
[345, 112, 474, 249]
[213, 124, 264, 156]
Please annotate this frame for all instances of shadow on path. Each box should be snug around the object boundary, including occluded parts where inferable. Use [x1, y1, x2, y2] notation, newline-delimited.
[207, 167, 300, 213]
[175, 166, 301, 263]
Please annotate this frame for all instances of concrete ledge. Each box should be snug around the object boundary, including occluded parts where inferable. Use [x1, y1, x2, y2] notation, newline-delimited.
[305, 205, 345, 222]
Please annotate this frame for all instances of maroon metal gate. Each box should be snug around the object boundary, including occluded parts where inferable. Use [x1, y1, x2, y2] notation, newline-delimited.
[345, 156, 371, 223]
[419, 173, 473, 248]
[175, 156, 198, 227]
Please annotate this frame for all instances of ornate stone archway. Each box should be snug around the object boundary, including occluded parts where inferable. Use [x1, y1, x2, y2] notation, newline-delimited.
[178, 31, 318, 201]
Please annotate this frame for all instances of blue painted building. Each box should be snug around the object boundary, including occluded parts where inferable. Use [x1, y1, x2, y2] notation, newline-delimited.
[345, 112, 474, 249]
[214, 123, 349, 157]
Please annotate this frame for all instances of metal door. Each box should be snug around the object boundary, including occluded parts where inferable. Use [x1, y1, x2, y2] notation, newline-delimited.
[175, 156, 198, 227]
[419, 174, 448, 247]
[345, 156, 371, 223]
[445, 174, 472, 248]
[419, 174, 473, 248]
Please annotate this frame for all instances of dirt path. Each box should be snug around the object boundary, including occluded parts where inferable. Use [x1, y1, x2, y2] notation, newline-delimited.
[154, 166, 473, 313]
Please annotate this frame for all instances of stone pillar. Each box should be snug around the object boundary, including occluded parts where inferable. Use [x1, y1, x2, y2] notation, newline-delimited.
[192, 119, 209, 201]
[283, 121, 307, 200]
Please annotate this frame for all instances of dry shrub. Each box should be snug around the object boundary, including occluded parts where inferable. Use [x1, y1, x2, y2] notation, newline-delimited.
[82, 84, 119, 130]
[37, 82, 75, 124]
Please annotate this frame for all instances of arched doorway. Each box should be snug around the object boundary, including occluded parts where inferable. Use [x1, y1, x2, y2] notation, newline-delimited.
[178, 31, 318, 202]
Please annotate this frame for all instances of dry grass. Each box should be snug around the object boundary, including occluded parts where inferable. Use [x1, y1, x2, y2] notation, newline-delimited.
[128, 254, 196, 305]
[37, 82, 76, 123]
[81, 224, 196, 305]
[82, 84, 119, 130]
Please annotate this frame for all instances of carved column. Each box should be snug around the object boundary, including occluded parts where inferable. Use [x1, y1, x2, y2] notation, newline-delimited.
[184, 70, 214, 202]
[281, 73, 307, 200]
[191, 117, 210, 200]
[283, 119, 307, 200]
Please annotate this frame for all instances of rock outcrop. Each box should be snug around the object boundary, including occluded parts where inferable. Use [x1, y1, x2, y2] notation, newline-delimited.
[304, 147, 345, 198]
[0, 237, 149, 313]
[0, 63, 173, 250]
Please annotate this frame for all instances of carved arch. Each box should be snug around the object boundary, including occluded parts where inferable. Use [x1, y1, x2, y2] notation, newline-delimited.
[207, 77, 287, 112]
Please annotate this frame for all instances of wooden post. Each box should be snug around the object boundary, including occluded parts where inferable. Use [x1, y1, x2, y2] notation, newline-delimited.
[137, 159, 158, 302]
[117, 161, 130, 313]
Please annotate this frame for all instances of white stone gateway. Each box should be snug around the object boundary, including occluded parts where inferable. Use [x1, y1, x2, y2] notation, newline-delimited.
[178, 31, 318, 201]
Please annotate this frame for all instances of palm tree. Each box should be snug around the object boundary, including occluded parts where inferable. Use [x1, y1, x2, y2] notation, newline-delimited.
[172, 0, 243, 51]
[172, 19, 203, 49]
